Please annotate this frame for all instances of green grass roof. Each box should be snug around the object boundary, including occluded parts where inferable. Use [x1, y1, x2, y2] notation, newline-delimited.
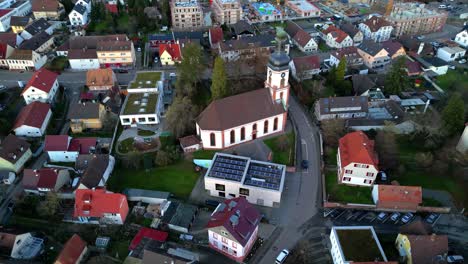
[336, 229, 383, 262]
[123, 93, 159, 115]
[129, 72, 162, 89]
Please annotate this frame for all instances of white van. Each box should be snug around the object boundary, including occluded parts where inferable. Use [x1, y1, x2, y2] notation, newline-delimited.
[439, 4, 446, 9]
[275, 249, 290, 264]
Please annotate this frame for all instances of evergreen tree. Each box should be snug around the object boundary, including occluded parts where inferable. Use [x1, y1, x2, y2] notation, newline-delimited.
[211, 56, 228, 100]
[384, 57, 410, 95]
[335, 57, 347, 82]
[442, 93, 465, 136]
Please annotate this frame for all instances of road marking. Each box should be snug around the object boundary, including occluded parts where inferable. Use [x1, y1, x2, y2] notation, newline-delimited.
[301, 139, 308, 160]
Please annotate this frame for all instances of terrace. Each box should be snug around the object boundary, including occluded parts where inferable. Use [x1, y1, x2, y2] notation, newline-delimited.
[335, 228, 385, 262]
[122, 93, 159, 115]
[129, 72, 162, 89]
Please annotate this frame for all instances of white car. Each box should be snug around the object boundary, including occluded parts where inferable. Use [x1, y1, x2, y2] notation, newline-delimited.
[276, 249, 290, 264]
[401, 213, 414, 224]
[458, 59, 467, 64]
[390, 212, 401, 221]
[447, 255, 464, 263]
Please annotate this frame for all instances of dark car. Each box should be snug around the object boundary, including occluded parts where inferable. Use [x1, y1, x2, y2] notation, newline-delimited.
[7, 201, 14, 211]
[118, 69, 128, 73]
[301, 160, 309, 169]
[205, 200, 220, 207]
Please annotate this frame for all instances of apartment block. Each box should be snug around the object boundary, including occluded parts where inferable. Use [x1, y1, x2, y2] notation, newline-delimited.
[171, 0, 203, 30]
[211, 0, 242, 25]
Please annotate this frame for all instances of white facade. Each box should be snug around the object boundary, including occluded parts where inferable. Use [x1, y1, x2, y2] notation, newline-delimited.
[208, 227, 258, 261]
[456, 125, 468, 153]
[423, 64, 448, 76]
[119, 92, 163, 126]
[325, 34, 353, 49]
[14, 109, 52, 137]
[294, 38, 318, 53]
[76, 213, 125, 225]
[69, 58, 100, 70]
[7, 51, 47, 70]
[337, 149, 378, 186]
[22, 79, 59, 105]
[69, 6, 88, 26]
[0, 0, 31, 32]
[47, 150, 79, 162]
[289, 60, 320, 81]
[436, 46, 466, 62]
[358, 23, 393, 42]
[455, 30, 468, 48]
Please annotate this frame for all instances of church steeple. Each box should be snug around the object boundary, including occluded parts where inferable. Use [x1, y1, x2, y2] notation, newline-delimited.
[266, 28, 291, 107]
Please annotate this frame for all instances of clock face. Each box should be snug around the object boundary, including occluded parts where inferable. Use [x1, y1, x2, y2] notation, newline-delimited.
[281, 72, 285, 78]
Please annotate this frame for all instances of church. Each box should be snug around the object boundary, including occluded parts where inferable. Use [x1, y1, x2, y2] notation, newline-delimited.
[196, 31, 291, 150]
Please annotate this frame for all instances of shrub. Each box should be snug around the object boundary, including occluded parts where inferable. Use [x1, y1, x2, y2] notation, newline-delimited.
[415, 152, 434, 168]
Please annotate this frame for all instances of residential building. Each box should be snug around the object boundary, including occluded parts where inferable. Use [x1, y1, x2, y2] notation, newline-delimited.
[13, 101, 51, 137]
[340, 23, 363, 46]
[68, 4, 88, 26]
[179, 135, 202, 152]
[86, 68, 116, 91]
[250, 2, 282, 22]
[419, 57, 448, 76]
[20, 18, 53, 40]
[285, 0, 320, 18]
[74, 189, 129, 224]
[405, 60, 422, 76]
[209, 26, 223, 49]
[54, 234, 88, 264]
[211, 0, 242, 25]
[321, 25, 353, 49]
[386, 2, 448, 37]
[0, 42, 14, 69]
[285, 21, 317, 52]
[0, 9, 15, 32]
[148, 33, 175, 48]
[75, 0, 91, 14]
[10, 16, 30, 33]
[358, 16, 393, 42]
[289, 55, 321, 81]
[357, 40, 391, 70]
[329, 46, 364, 67]
[96, 37, 135, 68]
[0, 32, 24, 47]
[67, 49, 99, 70]
[436, 46, 466, 62]
[337, 131, 378, 186]
[456, 124, 468, 153]
[0, 232, 44, 260]
[0, 0, 31, 32]
[218, 34, 288, 62]
[140, 248, 198, 264]
[75, 154, 115, 189]
[68, 102, 106, 133]
[0, 170, 15, 184]
[19, 31, 54, 53]
[204, 153, 286, 207]
[22, 168, 70, 194]
[454, 27, 467, 48]
[171, 0, 203, 30]
[382, 40, 406, 59]
[44, 135, 97, 162]
[330, 226, 391, 264]
[230, 20, 254, 38]
[21, 68, 59, 104]
[206, 196, 261, 262]
[372, 185, 422, 211]
[6, 49, 47, 70]
[395, 234, 448, 264]
[314, 96, 368, 121]
[129, 228, 168, 252]
[159, 43, 182, 65]
[32, 0, 64, 20]
[0, 134, 32, 173]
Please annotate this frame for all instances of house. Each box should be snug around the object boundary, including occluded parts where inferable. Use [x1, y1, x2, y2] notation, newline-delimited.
[0, 9, 14, 32]
[372, 185, 422, 211]
[160, 201, 198, 233]
[86, 68, 116, 91]
[0, 232, 44, 260]
[96, 37, 135, 68]
[119, 91, 164, 127]
[0, 170, 15, 184]
[10, 16, 31, 33]
[285, 0, 320, 18]
[54, 234, 88, 264]
[68, 102, 106, 133]
[129, 228, 168, 251]
[456, 124, 468, 153]
[66, 49, 99, 70]
[454, 27, 468, 48]
[0, 134, 32, 173]
[395, 234, 448, 264]
[75, 0, 91, 14]
[329, 46, 364, 67]
[44, 135, 97, 162]
[32, 0, 64, 20]
[6, 49, 47, 70]
[0, 42, 13, 69]
[73, 188, 129, 225]
[13, 101, 52, 137]
[21, 68, 59, 104]
[330, 226, 392, 264]
[357, 40, 391, 70]
[230, 20, 255, 38]
[289, 55, 321, 81]
[218, 34, 289, 62]
[314, 96, 368, 121]
[358, 16, 393, 42]
[321, 25, 353, 49]
[340, 23, 363, 46]
[179, 135, 202, 153]
[405, 60, 422, 76]
[75, 154, 115, 189]
[170, 0, 203, 30]
[198, 34, 289, 149]
[209, 27, 223, 49]
[148, 33, 174, 48]
[0, 32, 23, 48]
[291, 27, 318, 52]
[19, 31, 54, 53]
[68, 4, 88, 27]
[140, 249, 198, 264]
[337, 131, 379, 186]
[204, 153, 286, 207]
[436, 46, 466, 62]
[382, 40, 406, 59]
[159, 43, 182, 66]
[20, 18, 53, 40]
[22, 168, 70, 194]
[351, 74, 386, 95]
[419, 57, 448, 76]
[206, 196, 261, 262]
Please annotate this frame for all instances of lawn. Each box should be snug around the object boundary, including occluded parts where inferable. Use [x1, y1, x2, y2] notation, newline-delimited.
[118, 138, 135, 154]
[109, 239, 130, 260]
[107, 159, 199, 199]
[325, 147, 338, 166]
[123, 93, 159, 115]
[435, 69, 468, 91]
[137, 129, 155, 136]
[192, 149, 217, 160]
[325, 171, 373, 204]
[318, 42, 330, 52]
[263, 132, 296, 166]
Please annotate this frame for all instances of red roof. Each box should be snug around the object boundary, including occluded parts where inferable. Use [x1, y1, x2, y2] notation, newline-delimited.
[0, 43, 7, 59]
[68, 138, 97, 154]
[0, 33, 18, 47]
[105, 4, 118, 14]
[22, 168, 59, 189]
[209, 27, 223, 46]
[293, 29, 313, 47]
[292, 55, 320, 71]
[405, 60, 422, 76]
[13, 102, 50, 130]
[21, 68, 58, 95]
[74, 189, 129, 219]
[55, 234, 87, 264]
[376, 185, 422, 210]
[0, 9, 13, 18]
[129, 228, 168, 250]
[44, 135, 70, 151]
[80, 92, 95, 100]
[159, 43, 182, 61]
[206, 197, 261, 247]
[322, 25, 349, 43]
[339, 131, 378, 168]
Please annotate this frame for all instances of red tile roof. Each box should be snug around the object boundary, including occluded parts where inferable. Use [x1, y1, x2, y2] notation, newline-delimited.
[293, 29, 313, 47]
[129, 228, 168, 250]
[206, 197, 261, 247]
[22, 168, 59, 189]
[339, 131, 378, 168]
[105, 4, 118, 14]
[405, 234, 448, 264]
[0, 33, 18, 47]
[44, 135, 70, 151]
[32, 0, 62, 12]
[68, 138, 97, 154]
[22, 68, 58, 95]
[74, 189, 129, 219]
[0, 43, 7, 59]
[159, 43, 182, 61]
[179, 135, 201, 148]
[375, 185, 422, 210]
[209, 27, 223, 46]
[292, 55, 320, 72]
[405, 60, 422, 76]
[0, 9, 13, 18]
[382, 40, 404, 57]
[362, 16, 392, 32]
[322, 25, 349, 43]
[13, 102, 50, 130]
[55, 234, 87, 264]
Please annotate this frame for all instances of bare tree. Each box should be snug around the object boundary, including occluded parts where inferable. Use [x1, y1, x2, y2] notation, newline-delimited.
[321, 119, 346, 148]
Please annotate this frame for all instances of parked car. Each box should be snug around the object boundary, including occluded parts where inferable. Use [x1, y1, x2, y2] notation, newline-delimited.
[377, 212, 388, 221]
[425, 213, 439, 224]
[118, 69, 128, 73]
[275, 249, 290, 264]
[0, 85, 6, 91]
[447, 255, 464, 263]
[301, 160, 309, 169]
[378, 171, 387, 181]
[7, 201, 14, 211]
[205, 200, 220, 207]
[458, 59, 467, 64]
[137, 47, 142, 52]
[390, 212, 401, 221]
[154, 56, 159, 63]
[401, 212, 414, 223]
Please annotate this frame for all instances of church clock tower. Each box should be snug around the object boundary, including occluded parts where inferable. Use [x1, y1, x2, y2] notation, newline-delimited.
[265, 29, 291, 108]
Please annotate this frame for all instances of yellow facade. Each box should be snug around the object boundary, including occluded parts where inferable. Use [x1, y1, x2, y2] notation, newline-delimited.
[160, 50, 175, 66]
[70, 105, 105, 133]
[97, 45, 136, 67]
[12, 25, 25, 34]
[395, 234, 413, 264]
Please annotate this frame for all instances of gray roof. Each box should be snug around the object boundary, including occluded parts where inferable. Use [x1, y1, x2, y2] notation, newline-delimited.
[318, 96, 369, 114]
[123, 188, 171, 200]
[340, 23, 360, 37]
[161, 201, 198, 229]
[19, 31, 52, 51]
[220, 34, 276, 52]
[23, 18, 51, 36]
[231, 20, 255, 35]
[75, 154, 111, 188]
[67, 102, 100, 119]
[72, 3, 87, 14]
[358, 40, 385, 56]
[422, 57, 447, 67]
[10, 16, 30, 27]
